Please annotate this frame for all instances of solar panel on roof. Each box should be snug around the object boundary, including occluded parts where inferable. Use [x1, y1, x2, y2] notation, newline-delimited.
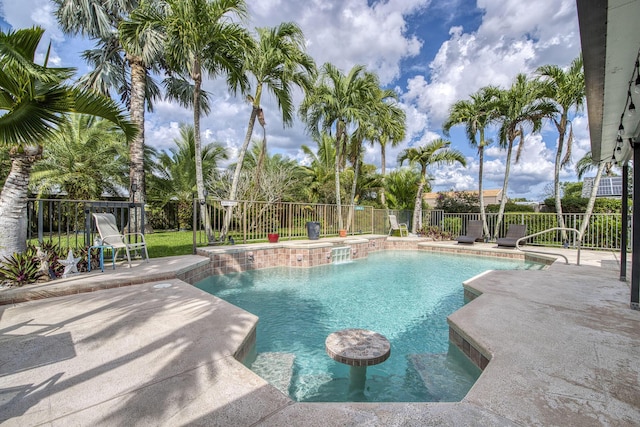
[582, 176, 623, 198]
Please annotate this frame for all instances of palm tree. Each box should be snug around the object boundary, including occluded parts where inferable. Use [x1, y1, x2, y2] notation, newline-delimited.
[30, 114, 129, 200]
[536, 56, 585, 241]
[300, 63, 378, 231]
[221, 22, 316, 240]
[443, 86, 500, 238]
[300, 133, 336, 203]
[372, 94, 406, 206]
[0, 27, 135, 260]
[398, 139, 466, 232]
[55, 0, 164, 227]
[575, 151, 617, 241]
[492, 74, 556, 238]
[153, 124, 228, 230]
[143, 0, 250, 241]
[384, 168, 421, 211]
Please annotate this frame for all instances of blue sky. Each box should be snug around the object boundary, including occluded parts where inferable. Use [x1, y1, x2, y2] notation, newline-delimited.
[0, 0, 587, 201]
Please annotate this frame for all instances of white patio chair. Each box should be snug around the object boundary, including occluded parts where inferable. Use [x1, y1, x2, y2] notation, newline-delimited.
[388, 214, 409, 237]
[92, 213, 149, 267]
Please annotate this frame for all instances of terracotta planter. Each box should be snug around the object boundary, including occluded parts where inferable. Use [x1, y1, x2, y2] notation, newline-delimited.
[339, 229, 347, 238]
[267, 233, 279, 243]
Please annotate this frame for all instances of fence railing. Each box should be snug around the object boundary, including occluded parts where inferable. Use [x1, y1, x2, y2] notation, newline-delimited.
[26, 198, 145, 249]
[437, 212, 625, 250]
[25, 198, 627, 253]
[192, 199, 416, 245]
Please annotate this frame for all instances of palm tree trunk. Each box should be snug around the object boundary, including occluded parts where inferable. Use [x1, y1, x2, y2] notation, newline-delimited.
[128, 57, 148, 233]
[192, 63, 212, 241]
[345, 153, 360, 232]
[0, 151, 38, 260]
[494, 137, 515, 239]
[412, 178, 425, 233]
[221, 105, 259, 240]
[554, 117, 568, 241]
[478, 143, 489, 239]
[578, 161, 605, 241]
[335, 126, 344, 231]
[380, 144, 387, 206]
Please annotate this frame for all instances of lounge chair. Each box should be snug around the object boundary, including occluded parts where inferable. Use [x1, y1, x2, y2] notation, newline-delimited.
[92, 213, 149, 267]
[496, 224, 527, 248]
[388, 214, 409, 237]
[456, 220, 483, 244]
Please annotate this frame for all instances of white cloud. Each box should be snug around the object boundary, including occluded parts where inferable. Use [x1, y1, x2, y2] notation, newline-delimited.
[3, 0, 586, 202]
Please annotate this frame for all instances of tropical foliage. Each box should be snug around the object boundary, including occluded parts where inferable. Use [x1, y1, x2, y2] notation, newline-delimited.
[30, 114, 129, 200]
[222, 21, 315, 239]
[398, 139, 466, 232]
[536, 56, 585, 239]
[443, 86, 500, 238]
[0, 27, 135, 260]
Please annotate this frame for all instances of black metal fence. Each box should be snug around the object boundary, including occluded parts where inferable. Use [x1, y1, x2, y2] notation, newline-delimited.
[27, 199, 146, 249]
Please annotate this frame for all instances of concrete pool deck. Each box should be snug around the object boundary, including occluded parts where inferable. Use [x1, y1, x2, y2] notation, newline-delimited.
[1, 240, 639, 426]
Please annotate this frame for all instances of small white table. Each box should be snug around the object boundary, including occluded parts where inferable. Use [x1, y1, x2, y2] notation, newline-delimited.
[88, 245, 115, 272]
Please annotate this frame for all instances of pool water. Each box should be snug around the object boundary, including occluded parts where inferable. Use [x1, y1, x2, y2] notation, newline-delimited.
[195, 251, 541, 402]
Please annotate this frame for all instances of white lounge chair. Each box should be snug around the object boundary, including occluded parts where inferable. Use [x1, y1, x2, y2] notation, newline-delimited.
[92, 213, 149, 267]
[388, 214, 409, 237]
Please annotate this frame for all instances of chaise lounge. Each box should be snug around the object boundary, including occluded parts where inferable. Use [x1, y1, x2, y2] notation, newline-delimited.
[456, 220, 483, 244]
[496, 224, 528, 248]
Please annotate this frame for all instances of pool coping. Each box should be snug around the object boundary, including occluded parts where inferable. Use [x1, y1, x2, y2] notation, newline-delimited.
[2, 237, 636, 425]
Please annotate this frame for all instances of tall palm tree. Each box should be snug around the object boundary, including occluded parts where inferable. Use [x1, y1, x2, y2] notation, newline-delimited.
[55, 0, 164, 227]
[575, 151, 618, 241]
[221, 22, 316, 240]
[30, 114, 129, 200]
[443, 86, 500, 238]
[398, 139, 466, 232]
[153, 0, 251, 241]
[0, 27, 135, 260]
[492, 74, 556, 238]
[536, 56, 585, 240]
[372, 94, 406, 206]
[370, 84, 407, 205]
[300, 63, 378, 230]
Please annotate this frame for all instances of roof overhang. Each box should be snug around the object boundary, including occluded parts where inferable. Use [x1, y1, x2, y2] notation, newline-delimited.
[577, 0, 640, 165]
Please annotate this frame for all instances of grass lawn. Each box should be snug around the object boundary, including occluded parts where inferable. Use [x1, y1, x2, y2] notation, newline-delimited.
[146, 231, 195, 258]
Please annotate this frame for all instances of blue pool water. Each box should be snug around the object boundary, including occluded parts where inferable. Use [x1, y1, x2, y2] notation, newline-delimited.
[195, 251, 540, 402]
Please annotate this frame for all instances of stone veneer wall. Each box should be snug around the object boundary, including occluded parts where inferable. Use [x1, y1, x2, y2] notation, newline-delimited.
[192, 236, 390, 277]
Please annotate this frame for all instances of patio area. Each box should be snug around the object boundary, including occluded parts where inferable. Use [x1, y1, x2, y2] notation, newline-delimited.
[0, 239, 638, 426]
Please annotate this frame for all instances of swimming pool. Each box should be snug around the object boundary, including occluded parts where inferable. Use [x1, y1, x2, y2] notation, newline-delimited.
[195, 251, 541, 402]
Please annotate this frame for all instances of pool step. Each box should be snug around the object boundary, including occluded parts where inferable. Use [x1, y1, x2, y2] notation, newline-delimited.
[250, 352, 295, 395]
[408, 353, 480, 402]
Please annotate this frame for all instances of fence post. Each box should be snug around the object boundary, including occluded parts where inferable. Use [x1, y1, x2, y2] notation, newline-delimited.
[84, 204, 92, 248]
[192, 199, 197, 254]
[37, 200, 43, 244]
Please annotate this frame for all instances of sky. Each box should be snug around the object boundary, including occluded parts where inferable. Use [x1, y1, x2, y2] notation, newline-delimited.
[0, 0, 589, 201]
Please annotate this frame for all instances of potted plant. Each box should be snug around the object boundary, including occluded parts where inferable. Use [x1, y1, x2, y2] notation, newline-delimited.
[268, 213, 279, 243]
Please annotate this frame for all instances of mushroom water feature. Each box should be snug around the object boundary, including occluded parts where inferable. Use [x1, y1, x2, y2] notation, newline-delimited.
[325, 329, 391, 398]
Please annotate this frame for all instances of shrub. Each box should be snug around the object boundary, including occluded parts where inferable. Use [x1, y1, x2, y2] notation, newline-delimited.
[442, 217, 462, 236]
[435, 191, 479, 213]
[0, 246, 41, 287]
[486, 202, 535, 213]
[420, 226, 454, 241]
